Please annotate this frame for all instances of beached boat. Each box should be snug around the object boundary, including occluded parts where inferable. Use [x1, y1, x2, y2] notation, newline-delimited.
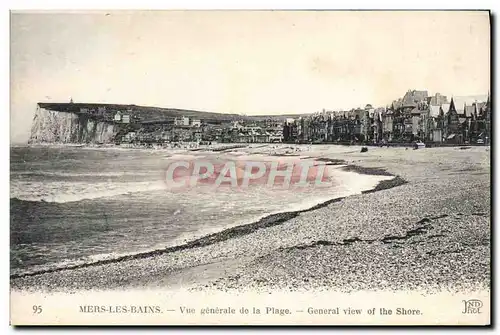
[413, 142, 426, 150]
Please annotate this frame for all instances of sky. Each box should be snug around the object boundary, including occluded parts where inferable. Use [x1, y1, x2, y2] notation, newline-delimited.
[10, 10, 490, 143]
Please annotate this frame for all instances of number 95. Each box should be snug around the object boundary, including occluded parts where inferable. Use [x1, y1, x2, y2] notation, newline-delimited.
[33, 305, 42, 314]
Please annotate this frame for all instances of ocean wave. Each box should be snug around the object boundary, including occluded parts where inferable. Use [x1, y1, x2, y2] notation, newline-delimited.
[10, 251, 139, 277]
[167, 154, 199, 160]
[11, 170, 156, 178]
[11, 174, 398, 279]
[9, 207, 312, 278]
[10, 180, 168, 203]
[10, 214, 295, 278]
[10, 169, 399, 278]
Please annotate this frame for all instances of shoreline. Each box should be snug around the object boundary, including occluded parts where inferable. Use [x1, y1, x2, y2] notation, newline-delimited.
[13, 142, 247, 151]
[11, 162, 406, 280]
[201, 146, 490, 293]
[10, 145, 490, 293]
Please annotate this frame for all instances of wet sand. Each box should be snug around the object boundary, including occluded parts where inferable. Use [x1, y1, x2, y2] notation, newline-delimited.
[11, 145, 490, 293]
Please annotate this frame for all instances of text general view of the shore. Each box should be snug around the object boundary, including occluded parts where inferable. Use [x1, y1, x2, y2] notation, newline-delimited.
[10, 10, 491, 326]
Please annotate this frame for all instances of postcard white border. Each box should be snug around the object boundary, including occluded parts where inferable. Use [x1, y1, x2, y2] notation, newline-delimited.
[3, 0, 498, 333]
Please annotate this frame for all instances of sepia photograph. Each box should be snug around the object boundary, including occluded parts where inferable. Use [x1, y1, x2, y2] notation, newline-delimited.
[9, 8, 491, 326]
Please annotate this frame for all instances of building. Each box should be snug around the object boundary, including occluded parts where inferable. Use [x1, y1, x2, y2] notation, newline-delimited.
[172, 127, 192, 141]
[410, 107, 422, 137]
[382, 108, 394, 141]
[265, 118, 281, 129]
[402, 90, 429, 108]
[174, 116, 190, 126]
[485, 93, 491, 144]
[287, 89, 490, 146]
[122, 131, 136, 142]
[193, 130, 202, 142]
[283, 119, 297, 142]
[108, 89, 489, 146]
[445, 98, 463, 144]
[432, 129, 443, 143]
[97, 106, 106, 116]
[269, 132, 283, 143]
[428, 93, 448, 106]
[372, 108, 384, 143]
[357, 105, 372, 141]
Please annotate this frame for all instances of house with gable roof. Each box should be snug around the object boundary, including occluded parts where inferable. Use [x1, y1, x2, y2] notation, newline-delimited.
[444, 98, 464, 144]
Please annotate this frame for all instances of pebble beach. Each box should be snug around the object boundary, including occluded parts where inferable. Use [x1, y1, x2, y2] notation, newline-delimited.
[10, 144, 491, 294]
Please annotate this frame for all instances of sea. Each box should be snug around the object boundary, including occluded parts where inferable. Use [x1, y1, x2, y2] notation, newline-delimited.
[10, 144, 392, 276]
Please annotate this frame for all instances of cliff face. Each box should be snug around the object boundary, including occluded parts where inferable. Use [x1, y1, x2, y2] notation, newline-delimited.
[29, 105, 118, 144]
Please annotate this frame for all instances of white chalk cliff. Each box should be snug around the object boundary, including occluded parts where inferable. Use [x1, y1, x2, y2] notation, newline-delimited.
[29, 105, 118, 144]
